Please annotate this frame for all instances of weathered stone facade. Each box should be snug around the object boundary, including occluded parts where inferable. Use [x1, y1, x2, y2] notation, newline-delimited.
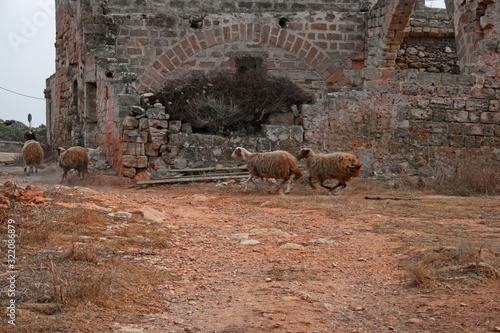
[45, 0, 500, 178]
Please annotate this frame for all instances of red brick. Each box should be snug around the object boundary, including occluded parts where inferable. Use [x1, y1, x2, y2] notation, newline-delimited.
[159, 55, 174, 71]
[223, 26, 231, 42]
[277, 30, 287, 48]
[292, 38, 304, 53]
[311, 23, 327, 30]
[153, 60, 162, 71]
[325, 69, 344, 84]
[199, 61, 216, 68]
[318, 59, 332, 73]
[305, 47, 319, 63]
[183, 60, 196, 67]
[261, 25, 271, 43]
[352, 60, 365, 70]
[239, 23, 246, 41]
[280, 62, 296, 69]
[247, 23, 253, 41]
[188, 35, 200, 51]
[206, 30, 216, 47]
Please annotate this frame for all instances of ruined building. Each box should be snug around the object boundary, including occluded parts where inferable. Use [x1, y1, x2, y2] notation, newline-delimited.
[45, 0, 500, 178]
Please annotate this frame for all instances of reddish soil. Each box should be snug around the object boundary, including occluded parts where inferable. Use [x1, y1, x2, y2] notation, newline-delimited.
[1, 162, 499, 333]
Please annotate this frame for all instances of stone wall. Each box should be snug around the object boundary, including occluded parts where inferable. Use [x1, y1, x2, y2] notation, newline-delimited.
[119, 98, 304, 178]
[303, 68, 499, 175]
[45, 0, 500, 179]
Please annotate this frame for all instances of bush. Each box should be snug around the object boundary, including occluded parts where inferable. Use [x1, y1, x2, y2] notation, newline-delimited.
[0, 123, 25, 141]
[0, 123, 47, 142]
[153, 69, 311, 134]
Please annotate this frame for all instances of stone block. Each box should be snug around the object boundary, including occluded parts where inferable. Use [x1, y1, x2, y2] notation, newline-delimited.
[122, 155, 148, 168]
[148, 119, 169, 129]
[121, 116, 139, 129]
[122, 142, 145, 155]
[446, 110, 468, 122]
[120, 167, 136, 178]
[145, 143, 159, 157]
[145, 107, 167, 119]
[118, 94, 141, 106]
[123, 129, 148, 143]
[410, 108, 432, 120]
[149, 127, 168, 149]
[466, 98, 489, 112]
[262, 125, 303, 143]
[267, 112, 295, 125]
[169, 120, 182, 133]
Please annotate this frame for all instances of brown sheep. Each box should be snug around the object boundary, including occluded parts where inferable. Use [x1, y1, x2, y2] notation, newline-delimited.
[231, 147, 302, 194]
[57, 146, 89, 183]
[22, 140, 44, 175]
[297, 148, 362, 193]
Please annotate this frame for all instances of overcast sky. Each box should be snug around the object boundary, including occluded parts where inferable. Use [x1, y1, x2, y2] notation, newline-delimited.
[0, 0, 446, 129]
[0, 0, 55, 128]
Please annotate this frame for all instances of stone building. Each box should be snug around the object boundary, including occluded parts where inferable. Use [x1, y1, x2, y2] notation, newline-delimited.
[45, 0, 500, 178]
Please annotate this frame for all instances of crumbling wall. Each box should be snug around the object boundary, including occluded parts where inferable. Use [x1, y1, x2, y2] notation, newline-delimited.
[45, 0, 499, 180]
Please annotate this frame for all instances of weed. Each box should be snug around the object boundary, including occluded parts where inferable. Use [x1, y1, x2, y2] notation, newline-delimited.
[153, 69, 311, 134]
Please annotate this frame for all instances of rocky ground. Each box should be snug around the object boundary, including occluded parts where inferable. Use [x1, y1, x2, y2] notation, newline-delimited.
[0, 161, 499, 333]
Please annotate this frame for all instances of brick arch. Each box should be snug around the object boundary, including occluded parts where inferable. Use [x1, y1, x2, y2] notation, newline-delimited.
[138, 23, 347, 91]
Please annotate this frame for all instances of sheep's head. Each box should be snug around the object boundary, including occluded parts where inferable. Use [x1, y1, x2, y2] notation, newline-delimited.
[56, 147, 66, 156]
[231, 147, 243, 159]
[297, 148, 313, 160]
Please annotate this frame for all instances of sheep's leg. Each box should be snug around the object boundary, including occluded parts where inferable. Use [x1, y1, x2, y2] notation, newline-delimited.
[24, 165, 27, 173]
[326, 182, 347, 194]
[309, 177, 314, 188]
[284, 178, 292, 194]
[261, 178, 273, 193]
[243, 174, 253, 192]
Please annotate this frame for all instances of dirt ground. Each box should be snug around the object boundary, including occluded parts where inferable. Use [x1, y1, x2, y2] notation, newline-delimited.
[1, 161, 499, 333]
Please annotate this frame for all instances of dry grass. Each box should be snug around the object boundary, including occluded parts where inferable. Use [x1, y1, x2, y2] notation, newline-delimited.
[395, 151, 499, 196]
[401, 242, 500, 288]
[0, 191, 176, 332]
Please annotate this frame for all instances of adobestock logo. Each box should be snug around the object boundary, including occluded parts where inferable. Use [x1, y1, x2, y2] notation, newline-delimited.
[7, 0, 55, 53]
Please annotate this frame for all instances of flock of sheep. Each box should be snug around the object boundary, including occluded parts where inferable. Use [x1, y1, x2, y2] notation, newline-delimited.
[231, 147, 362, 194]
[21, 139, 362, 193]
[22, 140, 88, 183]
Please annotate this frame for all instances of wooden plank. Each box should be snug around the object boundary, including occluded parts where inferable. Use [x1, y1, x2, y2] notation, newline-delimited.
[169, 166, 248, 173]
[364, 196, 422, 201]
[137, 174, 249, 185]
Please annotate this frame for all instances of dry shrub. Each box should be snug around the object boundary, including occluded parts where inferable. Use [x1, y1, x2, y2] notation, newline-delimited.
[432, 152, 499, 196]
[402, 242, 500, 288]
[64, 244, 99, 264]
[153, 69, 311, 134]
[117, 223, 173, 249]
[17, 256, 111, 306]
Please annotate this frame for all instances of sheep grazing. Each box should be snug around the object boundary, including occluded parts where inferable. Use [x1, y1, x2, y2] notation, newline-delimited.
[231, 147, 302, 194]
[22, 140, 44, 175]
[297, 148, 362, 193]
[57, 146, 89, 183]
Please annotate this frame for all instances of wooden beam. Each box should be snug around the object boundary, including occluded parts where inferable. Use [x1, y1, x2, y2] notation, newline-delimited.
[137, 174, 249, 185]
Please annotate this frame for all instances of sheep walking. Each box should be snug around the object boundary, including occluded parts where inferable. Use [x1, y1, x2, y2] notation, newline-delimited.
[231, 147, 302, 194]
[22, 140, 44, 175]
[297, 148, 362, 193]
[57, 146, 89, 183]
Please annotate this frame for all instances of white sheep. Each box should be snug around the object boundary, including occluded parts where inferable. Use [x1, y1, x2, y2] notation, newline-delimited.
[22, 140, 44, 175]
[231, 147, 302, 194]
[56, 146, 89, 183]
[297, 148, 362, 193]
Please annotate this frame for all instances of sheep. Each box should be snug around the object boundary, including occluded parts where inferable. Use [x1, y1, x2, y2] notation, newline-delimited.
[22, 140, 44, 175]
[56, 146, 89, 183]
[297, 148, 362, 193]
[231, 147, 302, 194]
